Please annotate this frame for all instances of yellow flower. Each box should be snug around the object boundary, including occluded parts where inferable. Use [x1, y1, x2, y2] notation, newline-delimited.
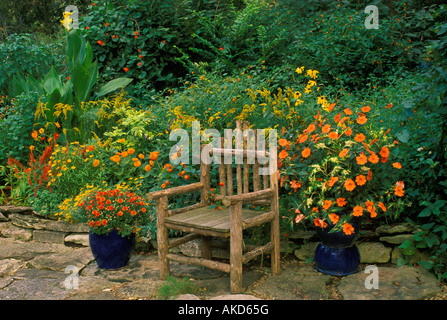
[39, 128, 45, 134]
[295, 66, 305, 74]
[93, 160, 100, 167]
[60, 11, 73, 30]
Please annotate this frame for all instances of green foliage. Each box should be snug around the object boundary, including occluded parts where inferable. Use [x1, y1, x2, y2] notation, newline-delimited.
[0, 33, 65, 95]
[0, 92, 40, 165]
[157, 275, 199, 300]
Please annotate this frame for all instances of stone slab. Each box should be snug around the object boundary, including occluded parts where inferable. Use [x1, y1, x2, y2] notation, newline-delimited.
[338, 265, 442, 300]
[252, 262, 332, 300]
[33, 229, 67, 244]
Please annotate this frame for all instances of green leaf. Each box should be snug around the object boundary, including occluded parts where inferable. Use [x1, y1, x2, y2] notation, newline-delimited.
[418, 207, 432, 217]
[42, 66, 63, 95]
[66, 30, 82, 70]
[397, 129, 410, 143]
[96, 78, 133, 97]
[418, 261, 433, 270]
[395, 257, 407, 267]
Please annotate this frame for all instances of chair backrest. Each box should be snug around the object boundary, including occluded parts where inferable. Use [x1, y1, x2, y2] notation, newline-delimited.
[199, 120, 278, 203]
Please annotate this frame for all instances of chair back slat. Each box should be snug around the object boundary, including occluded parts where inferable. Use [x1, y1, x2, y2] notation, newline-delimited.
[210, 120, 274, 198]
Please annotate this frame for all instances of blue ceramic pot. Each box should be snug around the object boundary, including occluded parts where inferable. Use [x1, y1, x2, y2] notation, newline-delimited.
[314, 218, 360, 276]
[89, 230, 135, 269]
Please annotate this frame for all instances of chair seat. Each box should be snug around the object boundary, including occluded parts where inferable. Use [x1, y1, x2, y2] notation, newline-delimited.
[165, 206, 268, 234]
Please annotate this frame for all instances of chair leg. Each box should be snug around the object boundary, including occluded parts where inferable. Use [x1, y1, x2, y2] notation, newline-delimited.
[156, 197, 170, 280]
[270, 213, 281, 275]
[202, 236, 212, 260]
[230, 202, 243, 293]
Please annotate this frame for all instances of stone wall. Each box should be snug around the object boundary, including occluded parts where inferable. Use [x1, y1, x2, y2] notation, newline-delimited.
[291, 222, 431, 265]
[0, 205, 431, 265]
[0, 205, 90, 246]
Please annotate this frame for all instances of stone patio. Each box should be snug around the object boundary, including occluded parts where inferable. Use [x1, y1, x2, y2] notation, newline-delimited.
[0, 236, 444, 301]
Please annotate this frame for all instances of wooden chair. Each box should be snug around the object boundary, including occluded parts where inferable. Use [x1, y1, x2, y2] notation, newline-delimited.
[147, 121, 281, 293]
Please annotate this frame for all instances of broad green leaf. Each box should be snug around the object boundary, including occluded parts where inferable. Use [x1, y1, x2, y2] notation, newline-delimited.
[43, 66, 63, 95]
[66, 30, 82, 70]
[96, 77, 133, 97]
[71, 63, 89, 108]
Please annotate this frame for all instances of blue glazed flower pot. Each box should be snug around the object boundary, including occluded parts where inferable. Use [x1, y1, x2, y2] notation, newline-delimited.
[89, 230, 135, 270]
[314, 218, 361, 276]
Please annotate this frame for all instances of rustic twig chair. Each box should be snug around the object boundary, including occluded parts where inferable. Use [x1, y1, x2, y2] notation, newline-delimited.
[147, 121, 280, 293]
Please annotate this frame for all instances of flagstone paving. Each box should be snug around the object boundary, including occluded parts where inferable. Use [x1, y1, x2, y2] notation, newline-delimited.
[0, 237, 445, 300]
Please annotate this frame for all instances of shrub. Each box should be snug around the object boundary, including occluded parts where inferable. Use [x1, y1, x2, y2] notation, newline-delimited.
[0, 33, 65, 95]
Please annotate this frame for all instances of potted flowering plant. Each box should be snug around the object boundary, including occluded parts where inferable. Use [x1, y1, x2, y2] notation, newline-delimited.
[279, 97, 405, 275]
[74, 188, 153, 269]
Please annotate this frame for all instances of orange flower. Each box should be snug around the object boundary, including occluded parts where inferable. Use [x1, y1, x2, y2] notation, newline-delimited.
[219, 181, 225, 187]
[117, 198, 123, 204]
[339, 148, 349, 158]
[130, 210, 137, 216]
[344, 179, 356, 191]
[361, 106, 371, 113]
[298, 134, 308, 143]
[110, 155, 121, 164]
[395, 185, 404, 197]
[392, 162, 402, 169]
[344, 127, 352, 136]
[295, 214, 305, 223]
[133, 160, 141, 167]
[89, 221, 95, 227]
[127, 148, 135, 155]
[97, 40, 105, 46]
[322, 124, 331, 134]
[357, 116, 367, 125]
[329, 213, 339, 225]
[117, 211, 123, 216]
[334, 113, 341, 123]
[145, 165, 152, 172]
[31, 131, 38, 139]
[368, 152, 379, 164]
[378, 202, 387, 212]
[344, 108, 353, 115]
[353, 206, 363, 217]
[184, 174, 190, 180]
[306, 123, 316, 133]
[123, 67, 129, 72]
[354, 133, 365, 142]
[328, 176, 339, 187]
[102, 219, 108, 226]
[149, 151, 159, 161]
[278, 139, 289, 147]
[356, 175, 366, 186]
[93, 159, 100, 167]
[141, 207, 147, 213]
[356, 152, 368, 165]
[380, 147, 390, 158]
[279, 149, 289, 159]
[343, 223, 355, 235]
[301, 147, 311, 158]
[336, 197, 347, 207]
[314, 218, 328, 229]
[290, 180, 301, 191]
[328, 131, 338, 139]
[323, 200, 333, 210]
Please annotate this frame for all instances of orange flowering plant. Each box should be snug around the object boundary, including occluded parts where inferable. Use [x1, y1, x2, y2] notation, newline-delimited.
[278, 97, 405, 236]
[72, 188, 153, 237]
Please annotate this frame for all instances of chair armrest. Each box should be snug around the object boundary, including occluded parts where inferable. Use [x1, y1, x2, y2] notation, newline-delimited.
[221, 188, 274, 207]
[146, 182, 204, 201]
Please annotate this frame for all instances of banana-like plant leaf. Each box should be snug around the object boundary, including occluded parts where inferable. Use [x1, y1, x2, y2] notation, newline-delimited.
[96, 78, 133, 97]
[43, 66, 63, 95]
[66, 30, 82, 70]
